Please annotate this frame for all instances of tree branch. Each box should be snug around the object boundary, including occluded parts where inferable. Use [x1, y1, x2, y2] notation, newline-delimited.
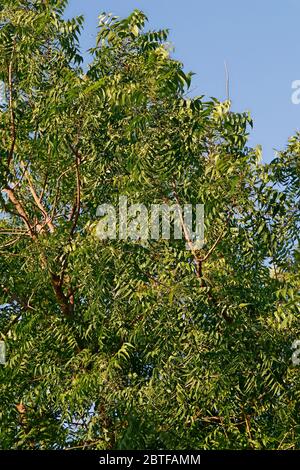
[22, 163, 55, 233]
[51, 272, 74, 318]
[2, 187, 35, 238]
[7, 44, 16, 168]
[172, 182, 203, 278]
[68, 143, 82, 238]
[200, 230, 225, 262]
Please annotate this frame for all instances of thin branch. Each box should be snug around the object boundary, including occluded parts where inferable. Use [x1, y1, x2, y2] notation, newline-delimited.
[39, 172, 48, 202]
[200, 230, 225, 262]
[172, 182, 203, 278]
[0, 228, 29, 235]
[65, 439, 104, 451]
[6, 35, 17, 168]
[1, 286, 35, 314]
[68, 143, 82, 238]
[7, 57, 16, 168]
[50, 164, 76, 222]
[2, 187, 35, 238]
[244, 414, 254, 447]
[224, 60, 230, 101]
[13, 160, 30, 189]
[0, 236, 21, 249]
[21, 163, 55, 233]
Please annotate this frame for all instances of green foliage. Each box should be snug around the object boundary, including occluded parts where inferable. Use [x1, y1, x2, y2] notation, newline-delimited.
[0, 0, 299, 450]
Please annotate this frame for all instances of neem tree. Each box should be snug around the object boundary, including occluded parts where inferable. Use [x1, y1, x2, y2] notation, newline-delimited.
[0, 0, 299, 449]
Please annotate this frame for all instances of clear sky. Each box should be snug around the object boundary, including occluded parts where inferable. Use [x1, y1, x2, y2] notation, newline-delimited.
[65, 0, 300, 163]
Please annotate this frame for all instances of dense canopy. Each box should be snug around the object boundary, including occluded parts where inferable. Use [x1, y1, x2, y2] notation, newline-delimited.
[0, 0, 299, 449]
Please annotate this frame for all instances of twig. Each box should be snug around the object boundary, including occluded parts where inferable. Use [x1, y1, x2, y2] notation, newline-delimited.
[21, 163, 55, 233]
[172, 182, 203, 278]
[50, 164, 76, 222]
[224, 60, 230, 101]
[0, 236, 21, 249]
[200, 230, 225, 262]
[68, 143, 82, 238]
[7, 53, 16, 168]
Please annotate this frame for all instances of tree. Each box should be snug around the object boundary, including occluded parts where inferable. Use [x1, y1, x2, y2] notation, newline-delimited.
[0, 0, 299, 449]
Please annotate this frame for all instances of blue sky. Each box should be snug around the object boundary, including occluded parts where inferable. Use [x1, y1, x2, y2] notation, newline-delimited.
[65, 0, 300, 163]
